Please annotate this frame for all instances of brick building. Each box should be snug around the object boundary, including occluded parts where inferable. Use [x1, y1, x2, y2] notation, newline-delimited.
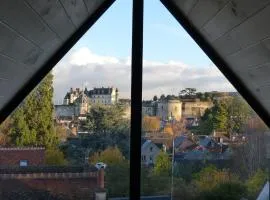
[0, 148, 105, 199]
[0, 147, 45, 167]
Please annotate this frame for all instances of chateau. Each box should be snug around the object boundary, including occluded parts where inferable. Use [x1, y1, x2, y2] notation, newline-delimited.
[55, 86, 214, 125]
[63, 87, 119, 105]
[55, 87, 119, 123]
[142, 97, 213, 122]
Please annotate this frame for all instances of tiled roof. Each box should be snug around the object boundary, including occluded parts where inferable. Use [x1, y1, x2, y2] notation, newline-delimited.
[0, 148, 45, 166]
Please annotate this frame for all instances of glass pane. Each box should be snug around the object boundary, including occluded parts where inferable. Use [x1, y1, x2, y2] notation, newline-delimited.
[142, 1, 270, 200]
[0, 0, 132, 199]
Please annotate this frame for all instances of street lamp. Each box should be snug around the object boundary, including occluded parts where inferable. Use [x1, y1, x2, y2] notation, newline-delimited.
[169, 116, 175, 200]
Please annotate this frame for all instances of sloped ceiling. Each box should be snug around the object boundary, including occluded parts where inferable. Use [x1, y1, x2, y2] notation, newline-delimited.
[162, 0, 270, 125]
[0, 0, 115, 121]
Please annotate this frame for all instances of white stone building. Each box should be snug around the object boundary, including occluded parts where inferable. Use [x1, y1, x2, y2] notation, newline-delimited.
[86, 87, 119, 105]
[157, 99, 182, 121]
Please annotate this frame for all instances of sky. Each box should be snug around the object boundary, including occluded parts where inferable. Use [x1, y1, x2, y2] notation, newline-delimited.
[53, 0, 235, 103]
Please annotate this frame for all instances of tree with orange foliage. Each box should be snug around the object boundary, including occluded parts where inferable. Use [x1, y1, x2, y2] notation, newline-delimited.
[142, 116, 160, 132]
[163, 119, 187, 137]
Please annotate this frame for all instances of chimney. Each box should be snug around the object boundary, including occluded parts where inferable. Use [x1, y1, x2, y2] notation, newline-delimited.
[95, 168, 106, 200]
[97, 168, 104, 189]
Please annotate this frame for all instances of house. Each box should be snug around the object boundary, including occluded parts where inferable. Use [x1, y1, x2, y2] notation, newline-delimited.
[174, 135, 196, 153]
[0, 166, 105, 200]
[212, 130, 230, 144]
[0, 147, 45, 167]
[0, 147, 105, 199]
[198, 136, 222, 152]
[141, 139, 161, 166]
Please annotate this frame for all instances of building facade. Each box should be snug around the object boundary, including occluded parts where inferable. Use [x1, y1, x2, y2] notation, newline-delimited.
[181, 99, 213, 118]
[86, 87, 119, 105]
[63, 88, 82, 105]
[157, 99, 182, 121]
[0, 147, 45, 167]
[142, 101, 157, 116]
[63, 87, 119, 106]
[141, 140, 161, 166]
[141, 98, 213, 122]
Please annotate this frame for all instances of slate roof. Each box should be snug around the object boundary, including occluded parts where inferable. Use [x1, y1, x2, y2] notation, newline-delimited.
[174, 135, 187, 147]
[54, 105, 75, 118]
[87, 87, 116, 95]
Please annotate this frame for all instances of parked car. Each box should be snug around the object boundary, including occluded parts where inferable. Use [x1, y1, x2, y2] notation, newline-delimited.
[95, 162, 107, 169]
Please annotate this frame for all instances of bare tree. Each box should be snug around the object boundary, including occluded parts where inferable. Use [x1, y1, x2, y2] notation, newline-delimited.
[231, 132, 268, 178]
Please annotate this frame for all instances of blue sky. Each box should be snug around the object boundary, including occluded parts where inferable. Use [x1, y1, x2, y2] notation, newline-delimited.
[74, 0, 212, 66]
[53, 0, 234, 102]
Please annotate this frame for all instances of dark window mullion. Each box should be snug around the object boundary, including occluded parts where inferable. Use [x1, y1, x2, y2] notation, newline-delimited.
[130, 0, 144, 199]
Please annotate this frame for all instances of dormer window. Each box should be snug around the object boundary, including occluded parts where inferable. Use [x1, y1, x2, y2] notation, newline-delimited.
[20, 160, 28, 167]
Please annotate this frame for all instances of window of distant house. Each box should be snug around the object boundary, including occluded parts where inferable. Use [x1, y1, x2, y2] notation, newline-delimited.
[149, 156, 153, 161]
[150, 147, 153, 152]
[161, 106, 163, 110]
[19, 160, 28, 167]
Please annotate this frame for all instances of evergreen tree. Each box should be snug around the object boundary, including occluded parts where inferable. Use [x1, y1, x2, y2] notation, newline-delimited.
[10, 107, 37, 146]
[9, 73, 57, 147]
[212, 102, 228, 131]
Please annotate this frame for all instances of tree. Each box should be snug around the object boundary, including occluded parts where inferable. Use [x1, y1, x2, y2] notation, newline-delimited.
[194, 165, 239, 192]
[45, 148, 67, 165]
[227, 96, 252, 134]
[212, 102, 228, 131]
[0, 117, 12, 145]
[160, 94, 165, 101]
[10, 107, 37, 146]
[83, 104, 126, 133]
[231, 133, 268, 178]
[9, 72, 57, 147]
[198, 96, 253, 135]
[55, 125, 68, 142]
[153, 152, 171, 176]
[142, 116, 160, 132]
[179, 88, 197, 98]
[106, 162, 129, 197]
[163, 123, 173, 135]
[246, 169, 267, 199]
[89, 146, 125, 165]
[171, 119, 187, 136]
[198, 108, 214, 135]
[200, 182, 247, 200]
[153, 95, 158, 101]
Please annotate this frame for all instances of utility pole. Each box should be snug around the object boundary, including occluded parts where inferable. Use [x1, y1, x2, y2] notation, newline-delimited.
[170, 116, 175, 200]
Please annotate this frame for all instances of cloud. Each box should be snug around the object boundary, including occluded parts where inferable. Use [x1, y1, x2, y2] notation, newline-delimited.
[53, 47, 235, 103]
